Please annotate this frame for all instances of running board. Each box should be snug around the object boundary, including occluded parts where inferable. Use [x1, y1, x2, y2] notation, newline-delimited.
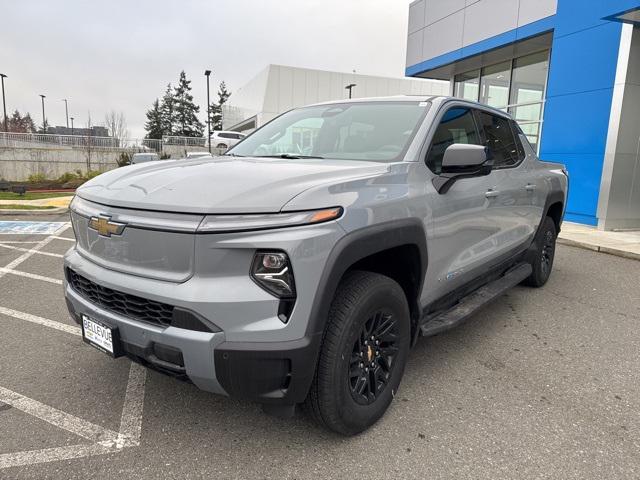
[420, 263, 532, 337]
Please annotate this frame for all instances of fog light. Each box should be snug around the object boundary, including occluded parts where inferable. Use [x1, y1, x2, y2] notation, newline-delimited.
[251, 251, 296, 298]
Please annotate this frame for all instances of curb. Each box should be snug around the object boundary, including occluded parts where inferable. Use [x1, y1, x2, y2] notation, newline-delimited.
[557, 237, 640, 261]
[0, 207, 69, 216]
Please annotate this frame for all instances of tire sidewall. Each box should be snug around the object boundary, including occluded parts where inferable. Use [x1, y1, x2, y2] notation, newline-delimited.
[328, 277, 410, 433]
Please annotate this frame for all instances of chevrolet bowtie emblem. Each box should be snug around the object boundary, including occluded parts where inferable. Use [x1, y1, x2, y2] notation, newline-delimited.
[88, 215, 126, 237]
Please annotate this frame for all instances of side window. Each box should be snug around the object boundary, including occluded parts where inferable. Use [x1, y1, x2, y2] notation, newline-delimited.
[475, 111, 520, 168]
[425, 107, 480, 174]
[510, 120, 526, 161]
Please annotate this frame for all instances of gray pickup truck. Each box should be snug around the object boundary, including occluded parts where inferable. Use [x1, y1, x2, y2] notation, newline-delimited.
[64, 96, 567, 435]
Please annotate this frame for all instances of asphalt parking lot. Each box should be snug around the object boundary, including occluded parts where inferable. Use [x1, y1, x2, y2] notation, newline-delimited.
[0, 214, 639, 480]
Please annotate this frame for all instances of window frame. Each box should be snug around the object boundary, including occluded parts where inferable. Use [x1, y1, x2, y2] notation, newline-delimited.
[422, 101, 484, 174]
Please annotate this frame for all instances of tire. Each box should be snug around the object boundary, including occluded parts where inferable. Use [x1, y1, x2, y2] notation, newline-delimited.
[524, 216, 557, 287]
[304, 271, 411, 435]
[216, 143, 227, 149]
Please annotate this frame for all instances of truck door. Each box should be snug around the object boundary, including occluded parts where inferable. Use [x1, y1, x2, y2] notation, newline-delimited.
[421, 105, 504, 305]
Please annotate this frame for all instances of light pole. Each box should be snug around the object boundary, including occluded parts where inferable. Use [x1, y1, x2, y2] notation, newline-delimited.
[204, 69, 212, 153]
[345, 83, 356, 99]
[62, 99, 69, 129]
[70, 117, 74, 135]
[39, 94, 47, 133]
[0, 74, 7, 132]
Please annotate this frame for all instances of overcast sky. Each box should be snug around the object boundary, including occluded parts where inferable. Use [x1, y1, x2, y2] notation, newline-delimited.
[1, 0, 412, 138]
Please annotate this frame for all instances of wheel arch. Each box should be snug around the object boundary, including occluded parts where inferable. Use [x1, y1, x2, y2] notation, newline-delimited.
[306, 219, 428, 341]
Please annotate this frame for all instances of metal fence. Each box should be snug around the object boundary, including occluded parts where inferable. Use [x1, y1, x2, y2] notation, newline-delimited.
[0, 132, 220, 155]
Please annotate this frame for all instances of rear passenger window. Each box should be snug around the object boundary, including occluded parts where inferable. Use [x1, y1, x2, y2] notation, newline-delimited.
[475, 111, 520, 167]
[425, 107, 480, 174]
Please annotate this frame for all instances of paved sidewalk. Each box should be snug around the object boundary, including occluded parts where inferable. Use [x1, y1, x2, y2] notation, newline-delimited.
[559, 222, 640, 261]
[0, 196, 73, 208]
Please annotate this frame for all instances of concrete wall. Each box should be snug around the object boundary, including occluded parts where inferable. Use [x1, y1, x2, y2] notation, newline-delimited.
[0, 146, 120, 181]
[406, 0, 557, 71]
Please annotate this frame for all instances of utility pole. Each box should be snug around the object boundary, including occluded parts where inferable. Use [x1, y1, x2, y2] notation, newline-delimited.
[62, 99, 69, 129]
[39, 94, 47, 133]
[204, 69, 212, 153]
[0, 74, 7, 132]
[70, 117, 74, 135]
[345, 83, 356, 99]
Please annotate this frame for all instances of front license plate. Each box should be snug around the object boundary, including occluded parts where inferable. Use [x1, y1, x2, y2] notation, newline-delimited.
[82, 315, 122, 357]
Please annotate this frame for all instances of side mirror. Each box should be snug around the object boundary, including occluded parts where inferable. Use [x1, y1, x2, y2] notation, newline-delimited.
[433, 144, 491, 194]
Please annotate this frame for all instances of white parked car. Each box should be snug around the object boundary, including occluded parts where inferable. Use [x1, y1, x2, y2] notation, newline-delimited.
[131, 153, 159, 164]
[186, 152, 212, 159]
[209, 131, 247, 149]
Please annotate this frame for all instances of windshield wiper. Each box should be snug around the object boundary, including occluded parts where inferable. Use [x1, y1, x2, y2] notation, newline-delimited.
[223, 153, 245, 157]
[258, 154, 325, 159]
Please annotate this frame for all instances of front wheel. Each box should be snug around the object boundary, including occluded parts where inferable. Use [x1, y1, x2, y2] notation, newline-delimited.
[524, 216, 557, 287]
[304, 271, 411, 435]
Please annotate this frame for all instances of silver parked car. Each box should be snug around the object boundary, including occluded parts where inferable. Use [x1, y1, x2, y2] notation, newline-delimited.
[64, 96, 567, 435]
[209, 130, 246, 150]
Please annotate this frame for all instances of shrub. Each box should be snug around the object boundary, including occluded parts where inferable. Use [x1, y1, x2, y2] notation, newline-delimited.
[117, 152, 131, 167]
[57, 171, 79, 184]
[28, 173, 48, 183]
[160, 152, 171, 160]
[85, 170, 103, 180]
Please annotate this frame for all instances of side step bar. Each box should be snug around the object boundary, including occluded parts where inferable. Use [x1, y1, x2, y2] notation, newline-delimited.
[420, 263, 532, 337]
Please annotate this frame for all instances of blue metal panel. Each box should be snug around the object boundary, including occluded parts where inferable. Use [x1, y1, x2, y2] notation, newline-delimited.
[538, 0, 637, 225]
[405, 15, 556, 77]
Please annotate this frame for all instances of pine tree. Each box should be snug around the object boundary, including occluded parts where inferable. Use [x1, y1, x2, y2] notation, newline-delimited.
[7, 110, 37, 133]
[160, 83, 176, 136]
[209, 81, 231, 131]
[173, 71, 203, 137]
[144, 99, 164, 139]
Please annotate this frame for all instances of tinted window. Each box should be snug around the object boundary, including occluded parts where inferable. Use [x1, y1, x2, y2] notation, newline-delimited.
[510, 120, 526, 161]
[426, 107, 480, 174]
[218, 132, 234, 139]
[475, 111, 519, 168]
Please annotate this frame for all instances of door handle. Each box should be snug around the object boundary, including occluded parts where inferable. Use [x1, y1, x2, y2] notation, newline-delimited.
[485, 189, 500, 198]
[525, 184, 537, 192]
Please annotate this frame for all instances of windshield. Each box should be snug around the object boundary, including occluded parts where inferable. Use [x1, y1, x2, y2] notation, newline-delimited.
[227, 101, 429, 162]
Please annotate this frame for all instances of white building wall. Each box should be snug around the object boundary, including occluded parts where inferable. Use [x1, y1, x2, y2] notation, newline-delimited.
[223, 65, 448, 131]
[406, 0, 558, 68]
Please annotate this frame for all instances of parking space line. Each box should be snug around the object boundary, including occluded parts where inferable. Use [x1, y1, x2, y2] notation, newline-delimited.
[50, 236, 75, 242]
[0, 441, 118, 470]
[0, 386, 121, 443]
[0, 306, 81, 336]
[0, 241, 41, 244]
[0, 267, 63, 285]
[0, 244, 64, 258]
[0, 224, 71, 282]
[117, 363, 147, 446]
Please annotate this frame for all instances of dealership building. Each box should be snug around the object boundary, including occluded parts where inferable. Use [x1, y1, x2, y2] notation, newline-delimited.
[407, 0, 640, 229]
[222, 64, 448, 132]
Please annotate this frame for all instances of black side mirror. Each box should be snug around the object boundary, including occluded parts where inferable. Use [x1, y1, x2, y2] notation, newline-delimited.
[433, 144, 491, 194]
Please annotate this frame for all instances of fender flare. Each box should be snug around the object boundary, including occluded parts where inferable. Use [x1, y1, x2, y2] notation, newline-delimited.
[305, 218, 429, 338]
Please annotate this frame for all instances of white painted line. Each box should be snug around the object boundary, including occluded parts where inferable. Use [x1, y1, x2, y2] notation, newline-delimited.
[50, 235, 75, 242]
[0, 224, 70, 282]
[0, 240, 41, 244]
[0, 306, 81, 336]
[0, 267, 63, 285]
[0, 441, 117, 470]
[0, 386, 120, 443]
[0, 243, 64, 258]
[117, 363, 147, 446]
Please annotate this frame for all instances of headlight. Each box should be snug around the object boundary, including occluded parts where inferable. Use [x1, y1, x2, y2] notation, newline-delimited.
[198, 207, 343, 233]
[251, 251, 295, 298]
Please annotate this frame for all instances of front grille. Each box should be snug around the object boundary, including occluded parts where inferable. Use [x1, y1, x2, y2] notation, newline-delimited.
[67, 268, 174, 327]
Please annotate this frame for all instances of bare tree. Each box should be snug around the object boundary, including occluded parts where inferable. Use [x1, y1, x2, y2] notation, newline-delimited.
[84, 112, 93, 172]
[104, 110, 129, 147]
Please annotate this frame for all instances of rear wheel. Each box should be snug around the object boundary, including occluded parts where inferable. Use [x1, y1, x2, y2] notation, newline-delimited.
[524, 216, 557, 287]
[304, 271, 410, 435]
[216, 143, 227, 149]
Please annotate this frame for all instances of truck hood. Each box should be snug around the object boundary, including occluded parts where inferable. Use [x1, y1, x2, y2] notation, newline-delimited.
[76, 157, 389, 213]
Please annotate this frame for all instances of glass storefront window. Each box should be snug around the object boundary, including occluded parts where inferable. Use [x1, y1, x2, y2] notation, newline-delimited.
[479, 61, 511, 108]
[454, 70, 480, 102]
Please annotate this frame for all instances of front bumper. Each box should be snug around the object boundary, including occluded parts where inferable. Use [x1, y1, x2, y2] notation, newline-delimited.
[63, 218, 343, 404]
